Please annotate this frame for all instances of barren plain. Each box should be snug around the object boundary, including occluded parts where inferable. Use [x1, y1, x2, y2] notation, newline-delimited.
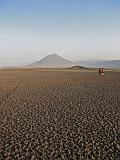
[0, 69, 120, 160]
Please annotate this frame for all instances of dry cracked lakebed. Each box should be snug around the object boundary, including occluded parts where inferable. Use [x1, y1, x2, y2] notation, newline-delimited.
[0, 69, 120, 160]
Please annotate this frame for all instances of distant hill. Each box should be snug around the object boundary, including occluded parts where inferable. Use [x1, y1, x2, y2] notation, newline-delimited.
[70, 65, 95, 70]
[28, 54, 73, 68]
[27, 54, 120, 69]
[76, 60, 120, 68]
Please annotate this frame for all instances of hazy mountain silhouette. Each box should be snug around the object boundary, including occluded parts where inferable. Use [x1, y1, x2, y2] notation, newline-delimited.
[28, 54, 73, 68]
[27, 54, 120, 68]
[76, 60, 120, 68]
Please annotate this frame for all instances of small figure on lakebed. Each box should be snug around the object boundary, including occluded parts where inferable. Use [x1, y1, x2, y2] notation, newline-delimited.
[99, 68, 105, 76]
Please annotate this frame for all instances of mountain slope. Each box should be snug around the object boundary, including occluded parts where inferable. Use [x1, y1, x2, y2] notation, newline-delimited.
[29, 54, 73, 68]
[27, 54, 120, 68]
[76, 60, 120, 68]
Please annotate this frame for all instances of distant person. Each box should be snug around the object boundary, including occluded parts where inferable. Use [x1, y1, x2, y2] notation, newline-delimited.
[99, 68, 104, 76]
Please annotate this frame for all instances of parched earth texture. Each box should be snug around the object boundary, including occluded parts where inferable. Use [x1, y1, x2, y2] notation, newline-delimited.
[0, 69, 120, 160]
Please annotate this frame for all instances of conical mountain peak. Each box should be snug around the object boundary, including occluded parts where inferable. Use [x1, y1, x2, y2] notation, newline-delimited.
[29, 54, 73, 68]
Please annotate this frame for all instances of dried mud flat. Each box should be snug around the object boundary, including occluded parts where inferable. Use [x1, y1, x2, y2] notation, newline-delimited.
[0, 69, 120, 160]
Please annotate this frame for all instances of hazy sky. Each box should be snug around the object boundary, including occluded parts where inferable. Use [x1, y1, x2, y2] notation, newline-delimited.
[0, 0, 120, 66]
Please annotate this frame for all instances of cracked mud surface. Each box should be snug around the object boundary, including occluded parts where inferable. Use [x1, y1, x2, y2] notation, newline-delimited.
[0, 69, 120, 160]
